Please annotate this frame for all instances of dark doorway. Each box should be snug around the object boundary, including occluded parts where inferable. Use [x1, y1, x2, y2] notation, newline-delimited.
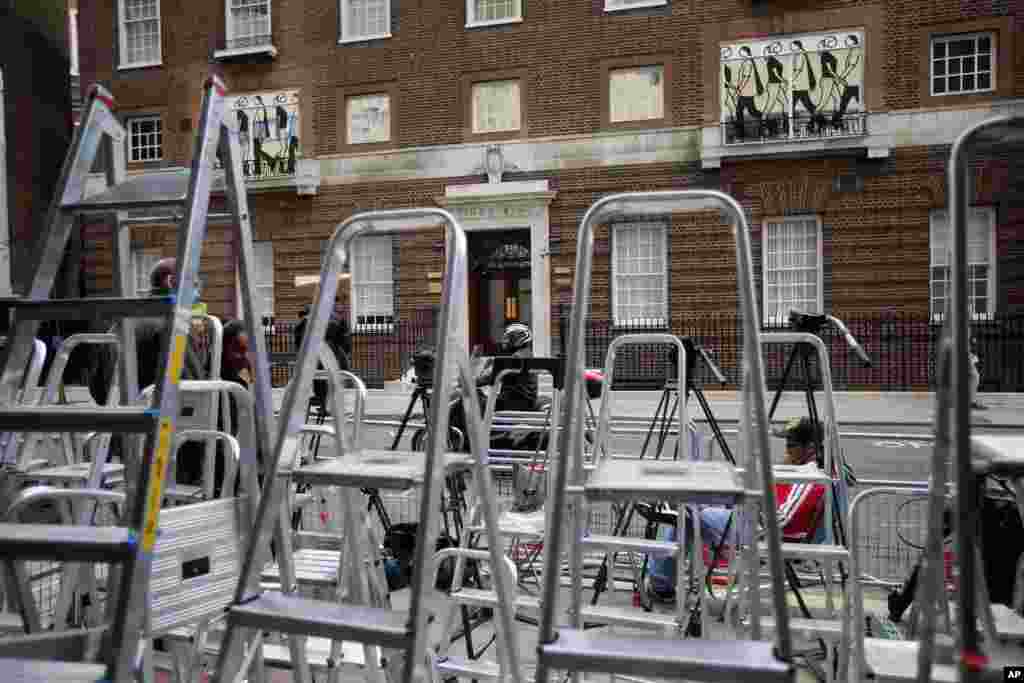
[467, 230, 532, 355]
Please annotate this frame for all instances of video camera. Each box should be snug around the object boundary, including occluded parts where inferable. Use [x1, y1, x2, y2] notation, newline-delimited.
[666, 336, 727, 385]
[787, 309, 872, 368]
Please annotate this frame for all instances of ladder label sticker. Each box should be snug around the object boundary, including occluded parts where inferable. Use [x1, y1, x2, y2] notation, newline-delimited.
[167, 335, 187, 383]
[142, 417, 174, 551]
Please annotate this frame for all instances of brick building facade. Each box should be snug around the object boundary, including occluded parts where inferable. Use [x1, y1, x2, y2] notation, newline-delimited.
[75, 0, 1024, 379]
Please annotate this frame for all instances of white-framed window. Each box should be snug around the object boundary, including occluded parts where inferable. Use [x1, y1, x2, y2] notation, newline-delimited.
[339, 0, 390, 43]
[929, 207, 995, 321]
[127, 116, 163, 162]
[252, 241, 275, 322]
[609, 65, 664, 123]
[351, 235, 394, 328]
[226, 0, 272, 48]
[131, 248, 164, 295]
[612, 222, 667, 326]
[930, 32, 994, 96]
[762, 216, 822, 325]
[605, 0, 667, 12]
[117, 0, 162, 68]
[347, 94, 391, 144]
[471, 80, 521, 134]
[466, 0, 522, 27]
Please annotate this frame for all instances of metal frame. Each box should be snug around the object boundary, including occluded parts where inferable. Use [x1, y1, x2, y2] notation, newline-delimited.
[536, 190, 793, 683]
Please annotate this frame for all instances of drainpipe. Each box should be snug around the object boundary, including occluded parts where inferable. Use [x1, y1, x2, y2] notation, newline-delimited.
[0, 68, 10, 297]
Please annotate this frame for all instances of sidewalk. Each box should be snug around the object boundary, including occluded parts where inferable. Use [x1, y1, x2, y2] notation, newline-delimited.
[323, 385, 1024, 429]
[60, 385, 1024, 428]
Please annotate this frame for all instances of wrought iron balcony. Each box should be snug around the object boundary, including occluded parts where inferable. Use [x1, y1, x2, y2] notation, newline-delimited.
[721, 112, 868, 146]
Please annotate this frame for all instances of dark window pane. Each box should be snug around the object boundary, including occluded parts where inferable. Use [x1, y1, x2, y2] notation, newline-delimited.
[949, 75, 961, 91]
[978, 73, 991, 90]
[934, 60, 946, 76]
[964, 56, 974, 72]
[963, 74, 975, 91]
[978, 35, 991, 53]
[949, 59, 961, 74]
[950, 39, 972, 57]
[978, 54, 991, 72]
[933, 41, 946, 58]
[933, 78, 946, 94]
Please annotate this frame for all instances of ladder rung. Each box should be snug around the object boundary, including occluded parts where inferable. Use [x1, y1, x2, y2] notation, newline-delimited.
[449, 588, 540, 614]
[0, 407, 158, 433]
[972, 434, 1024, 476]
[579, 604, 678, 630]
[538, 628, 793, 681]
[435, 655, 501, 680]
[62, 172, 193, 213]
[863, 638, 958, 682]
[1, 296, 174, 321]
[293, 449, 473, 490]
[585, 459, 751, 505]
[227, 592, 412, 650]
[0, 659, 107, 682]
[580, 534, 678, 556]
[0, 523, 134, 562]
[761, 616, 843, 638]
[758, 542, 850, 562]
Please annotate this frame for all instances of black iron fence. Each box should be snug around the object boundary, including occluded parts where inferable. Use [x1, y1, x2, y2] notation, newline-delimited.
[554, 306, 1024, 392]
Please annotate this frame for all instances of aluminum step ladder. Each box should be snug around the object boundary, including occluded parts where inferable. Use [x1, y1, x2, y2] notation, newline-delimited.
[534, 190, 794, 683]
[213, 208, 523, 683]
[0, 73, 275, 683]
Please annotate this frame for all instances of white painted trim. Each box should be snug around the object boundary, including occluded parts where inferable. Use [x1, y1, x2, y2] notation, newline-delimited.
[465, 0, 523, 27]
[224, 0, 273, 47]
[611, 221, 669, 327]
[761, 215, 824, 326]
[213, 45, 278, 59]
[928, 206, 997, 320]
[117, 0, 162, 70]
[929, 31, 995, 98]
[338, 0, 391, 44]
[69, 9, 80, 76]
[604, 0, 667, 11]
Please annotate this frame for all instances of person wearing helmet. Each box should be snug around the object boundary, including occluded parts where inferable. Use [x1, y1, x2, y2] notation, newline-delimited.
[488, 321, 539, 413]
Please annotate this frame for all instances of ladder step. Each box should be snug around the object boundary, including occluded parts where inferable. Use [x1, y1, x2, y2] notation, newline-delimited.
[579, 604, 679, 630]
[863, 637, 958, 683]
[293, 449, 473, 490]
[758, 542, 850, 562]
[25, 463, 125, 486]
[449, 588, 541, 614]
[538, 628, 793, 681]
[194, 634, 370, 672]
[62, 171, 193, 214]
[0, 407, 158, 433]
[227, 592, 412, 649]
[972, 434, 1024, 476]
[261, 549, 341, 588]
[761, 616, 843, 638]
[0, 659, 107, 682]
[0, 523, 134, 561]
[585, 459, 751, 505]
[435, 655, 501, 680]
[0, 296, 174, 321]
[580, 534, 678, 556]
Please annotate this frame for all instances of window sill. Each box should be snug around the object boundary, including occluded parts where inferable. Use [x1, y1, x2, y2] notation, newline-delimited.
[213, 44, 279, 60]
[338, 33, 392, 45]
[604, 0, 667, 11]
[929, 88, 996, 98]
[354, 323, 395, 335]
[466, 16, 523, 28]
[117, 60, 163, 71]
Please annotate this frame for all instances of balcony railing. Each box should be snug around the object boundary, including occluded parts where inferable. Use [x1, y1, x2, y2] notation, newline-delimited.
[722, 111, 868, 146]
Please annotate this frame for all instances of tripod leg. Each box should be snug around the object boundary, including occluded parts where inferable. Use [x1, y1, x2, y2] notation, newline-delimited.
[769, 346, 801, 420]
[662, 390, 680, 461]
[390, 386, 423, 451]
[694, 385, 735, 465]
[639, 388, 670, 459]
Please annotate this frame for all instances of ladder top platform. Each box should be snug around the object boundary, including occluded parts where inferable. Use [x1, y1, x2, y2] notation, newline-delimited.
[972, 434, 1024, 476]
[0, 659, 108, 683]
[585, 459, 752, 505]
[293, 449, 474, 490]
[64, 170, 229, 214]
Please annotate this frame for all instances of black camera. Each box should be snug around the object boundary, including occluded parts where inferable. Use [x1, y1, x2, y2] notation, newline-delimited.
[788, 310, 829, 334]
[412, 347, 435, 386]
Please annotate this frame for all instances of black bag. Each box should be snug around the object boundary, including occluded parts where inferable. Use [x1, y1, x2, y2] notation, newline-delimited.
[981, 481, 1024, 606]
[382, 522, 462, 592]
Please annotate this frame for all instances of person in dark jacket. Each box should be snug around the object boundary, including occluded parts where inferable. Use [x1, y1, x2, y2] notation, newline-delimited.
[89, 258, 207, 483]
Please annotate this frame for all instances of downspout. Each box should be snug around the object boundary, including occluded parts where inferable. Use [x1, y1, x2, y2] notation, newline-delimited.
[0, 68, 11, 297]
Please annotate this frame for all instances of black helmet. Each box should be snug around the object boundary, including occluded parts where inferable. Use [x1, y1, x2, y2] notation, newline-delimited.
[500, 322, 532, 353]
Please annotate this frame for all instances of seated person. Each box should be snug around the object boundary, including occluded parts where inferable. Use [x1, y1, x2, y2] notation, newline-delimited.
[479, 322, 541, 413]
[647, 417, 829, 601]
